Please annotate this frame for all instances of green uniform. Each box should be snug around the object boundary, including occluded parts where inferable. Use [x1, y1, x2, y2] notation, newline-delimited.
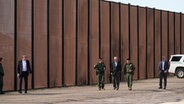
[0, 63, 4, 93]
[124, 63, 135, 90]
[94, 62, 106, 90]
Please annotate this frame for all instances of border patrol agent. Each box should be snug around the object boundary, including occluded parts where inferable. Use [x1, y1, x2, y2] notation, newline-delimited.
[94, 58, 106, 90]
[124, 58, 135, 91]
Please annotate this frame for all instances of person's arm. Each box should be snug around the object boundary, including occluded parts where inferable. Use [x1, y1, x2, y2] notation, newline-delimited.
[94, 63, 97, 69]
[123, 64, 127, 75]
[167, 61, 170, 70]
[120, 63, 122, 72]
[0, 64, 4, 76]
[17, 61, 20, 74]
[110, 63, 113, 74]
[165, 61, 169, 73]
[17, 61, 20, 77]
[119, 62, 122, 72]
[2, 65, 4, 76]
[158, 62, 161, 74]
[103, 63, 106, 70]
[132, 64, 135, 71]
[27, 60, 32, 73]
[132, 64, 135, 74]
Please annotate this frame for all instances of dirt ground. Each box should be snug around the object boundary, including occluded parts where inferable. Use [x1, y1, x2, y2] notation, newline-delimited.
[0, 77, 183, 104]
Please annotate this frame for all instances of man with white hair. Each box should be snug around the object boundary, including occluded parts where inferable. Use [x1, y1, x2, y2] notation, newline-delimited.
[111, 56, 122, 90]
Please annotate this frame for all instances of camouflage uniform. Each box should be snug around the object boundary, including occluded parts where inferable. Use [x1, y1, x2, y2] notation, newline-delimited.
[94, 62, 106, 90]
[124, 63, 135, 90]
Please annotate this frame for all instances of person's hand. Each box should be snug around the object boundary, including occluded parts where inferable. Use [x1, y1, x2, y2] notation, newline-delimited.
[17, 74, 20, 77]
[94, 65, 96, 69]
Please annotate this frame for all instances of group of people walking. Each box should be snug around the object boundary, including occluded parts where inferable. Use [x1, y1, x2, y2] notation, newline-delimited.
[94, 56, 169, 91]
[0, 55, 169, 94]
[94, 56, 135, 91]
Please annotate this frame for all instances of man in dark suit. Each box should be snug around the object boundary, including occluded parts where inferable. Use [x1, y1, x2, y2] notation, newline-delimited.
[159, 56, 169, 89]
[17, 55, 32, 94]
[111, 56, 122, 90]
[0, 57, 5, 94]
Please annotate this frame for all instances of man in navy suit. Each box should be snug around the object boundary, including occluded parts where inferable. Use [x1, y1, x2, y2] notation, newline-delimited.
[0, 57, 5, 94]
[17, 55, 32, 94]
[111, 56, 122, 90]
[158, 56, 169, 89]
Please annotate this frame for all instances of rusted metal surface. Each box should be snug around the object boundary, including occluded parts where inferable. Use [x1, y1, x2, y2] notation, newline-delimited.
[130, 6, 138, 80]
[175, 13, 181, 54]
[100, 1, 110, 83]
[139, 7, 146, 79]
[63, 0, 76, 86]
[77, 0, 89, 85]
[89, 0, 99, 84]
[111, 3, 120, 59]
[169, 13, 175, 57]
[33, 0, 48, 88]
[161, 11, 168, 60]
[49, 0, 63, 87]
[0, 0, 15, 90]
[121, 4, 129, 66]
[182, 15, 184, 54]
[154, 10, 161, 78]
[147, 8, 154, 78]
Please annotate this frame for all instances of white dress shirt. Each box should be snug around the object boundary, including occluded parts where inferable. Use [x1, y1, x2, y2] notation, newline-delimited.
[115, 62, 117, 67]
[162, 61, 165, 70]
[22, 60, 27, 71]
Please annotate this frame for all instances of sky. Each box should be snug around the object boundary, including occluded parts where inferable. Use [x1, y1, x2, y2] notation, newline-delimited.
[106, 0, 184, 13]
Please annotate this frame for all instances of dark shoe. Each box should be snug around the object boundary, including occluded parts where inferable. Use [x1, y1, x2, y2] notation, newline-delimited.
[114, 87, 116, 90]
[158, 87, 162, 89]
[25, 91, 27, 94]
[98, 88, 101, 91]
[116, 87, 119, 90]
[164, 87, 166, 90]
[18, 91, 22, 94]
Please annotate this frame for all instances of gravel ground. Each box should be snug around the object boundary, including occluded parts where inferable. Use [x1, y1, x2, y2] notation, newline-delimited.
[0, 77, 183, 104]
